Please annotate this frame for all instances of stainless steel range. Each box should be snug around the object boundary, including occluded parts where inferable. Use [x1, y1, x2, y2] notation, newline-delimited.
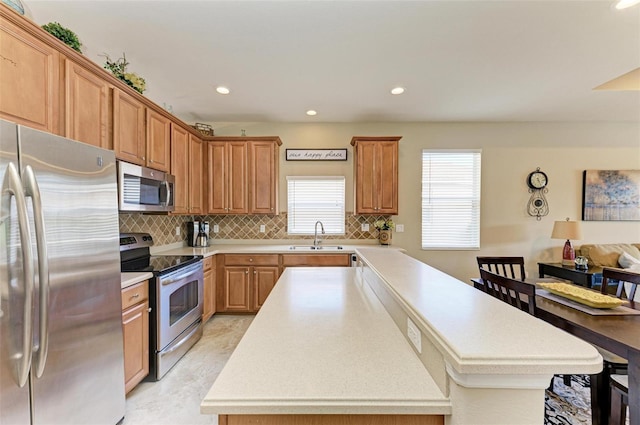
[120, 233, 203, 380]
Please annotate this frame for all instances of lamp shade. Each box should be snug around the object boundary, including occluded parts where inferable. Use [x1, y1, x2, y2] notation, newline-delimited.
[551, 219, 582, 241]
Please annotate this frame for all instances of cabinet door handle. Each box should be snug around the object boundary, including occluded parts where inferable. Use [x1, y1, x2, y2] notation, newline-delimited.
[245, 270, 249, 274]
[249, 258, 253, 262]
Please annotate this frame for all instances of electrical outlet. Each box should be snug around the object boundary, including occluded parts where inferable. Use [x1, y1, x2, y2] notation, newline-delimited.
[395, 224, 404, 232]
[175, 226, 181, 236]
[407, 317, 422, 353]
[361, 223, 370, 231]
[213, 224, 219, 233]
[259, 224, 266, 233]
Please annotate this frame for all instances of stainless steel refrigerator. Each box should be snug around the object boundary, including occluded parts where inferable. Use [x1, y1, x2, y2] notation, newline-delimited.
[1, 119, 126, 424]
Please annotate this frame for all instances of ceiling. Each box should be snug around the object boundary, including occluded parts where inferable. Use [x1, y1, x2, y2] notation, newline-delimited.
[26, 1, 640, 123]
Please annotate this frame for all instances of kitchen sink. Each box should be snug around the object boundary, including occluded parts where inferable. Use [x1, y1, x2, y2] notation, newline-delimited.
[288, 245, 344, 251]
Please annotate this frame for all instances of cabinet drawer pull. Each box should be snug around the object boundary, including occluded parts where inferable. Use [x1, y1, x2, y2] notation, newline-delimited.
[130, 293, 140, 299]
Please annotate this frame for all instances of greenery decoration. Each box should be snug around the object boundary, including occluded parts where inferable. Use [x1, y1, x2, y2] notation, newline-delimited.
[41, 22, 82, 53]
[102, 53, 146, 94]
[373, 218, 395, 231]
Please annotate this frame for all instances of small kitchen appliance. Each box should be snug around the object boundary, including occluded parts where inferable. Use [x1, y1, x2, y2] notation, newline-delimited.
[187, 221, 209, 247]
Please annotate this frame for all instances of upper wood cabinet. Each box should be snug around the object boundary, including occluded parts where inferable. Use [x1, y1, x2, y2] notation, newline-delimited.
[170, 124, 189, 214]
[249, 140, 279, 214]
[0, 10, 60, 134]
[113, 88, 145, 165]
[64, 59, 110, 149]
[207, 140, 248, 214]
[171, 126, 204, 214]
[207, 137, 281, 215]
[188, 134, 204, 214]
[146, 109, 171, 172]
[351, 136, 401, 215]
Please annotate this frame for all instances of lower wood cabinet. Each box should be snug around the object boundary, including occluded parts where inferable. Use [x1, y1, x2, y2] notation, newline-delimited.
[202, 256, 216, 322]
[281, 254, 351, 268]
[121, 280, 149, 394]
[216, 253, 353, 314]
[217, 255, 280, 313]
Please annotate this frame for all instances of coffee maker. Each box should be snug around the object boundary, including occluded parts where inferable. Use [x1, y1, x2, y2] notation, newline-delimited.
[187, 221, 209, 247]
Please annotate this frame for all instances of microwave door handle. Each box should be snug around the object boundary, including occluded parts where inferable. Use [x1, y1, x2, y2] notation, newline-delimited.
[2, 163, 35, 387]
[22, 165, 49, 378]
[163, 181, 171, 206]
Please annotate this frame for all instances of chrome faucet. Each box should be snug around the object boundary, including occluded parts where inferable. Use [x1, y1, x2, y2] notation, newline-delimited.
[313, 221, 325, 248]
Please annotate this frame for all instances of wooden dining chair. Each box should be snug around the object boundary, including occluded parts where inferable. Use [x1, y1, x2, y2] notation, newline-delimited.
[477, 256, 526, 281]
[609, 375, 629, 425]
[588, 267, 640, 425]
[600, 267, 639, 301]
[478, 268, 536, 315]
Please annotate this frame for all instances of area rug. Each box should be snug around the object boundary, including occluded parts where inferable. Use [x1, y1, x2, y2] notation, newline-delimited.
[544, 375, 629, 425]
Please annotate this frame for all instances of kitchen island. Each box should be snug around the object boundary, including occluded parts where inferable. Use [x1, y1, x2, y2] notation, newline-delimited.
[202, 248, 602, 425]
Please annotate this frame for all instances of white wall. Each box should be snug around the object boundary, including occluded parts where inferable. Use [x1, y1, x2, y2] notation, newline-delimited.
[212, 121, 640, 282]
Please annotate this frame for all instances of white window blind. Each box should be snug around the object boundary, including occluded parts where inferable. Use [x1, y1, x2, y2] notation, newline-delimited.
[421, 150, 481, 250]
[287, 176, 345, 235]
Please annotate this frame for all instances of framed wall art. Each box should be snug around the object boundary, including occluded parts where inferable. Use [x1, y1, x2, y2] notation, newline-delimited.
[582, 170, 640, 221]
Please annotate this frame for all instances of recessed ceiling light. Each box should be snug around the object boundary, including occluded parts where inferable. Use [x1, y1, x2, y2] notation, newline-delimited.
[306, 110, 317, 116]
[390, 87, 405, 95]
[615, 0, 640, 9]
[216, 86, 230, 95]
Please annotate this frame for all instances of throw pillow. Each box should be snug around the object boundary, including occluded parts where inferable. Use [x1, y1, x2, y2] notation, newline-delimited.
[618, 252, 640, 268]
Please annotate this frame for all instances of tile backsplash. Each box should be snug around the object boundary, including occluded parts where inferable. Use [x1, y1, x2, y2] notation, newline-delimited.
[119, 213, 386, 246]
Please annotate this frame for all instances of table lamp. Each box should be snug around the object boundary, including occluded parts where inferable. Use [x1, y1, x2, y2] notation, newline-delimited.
[551, 218, 583, 266]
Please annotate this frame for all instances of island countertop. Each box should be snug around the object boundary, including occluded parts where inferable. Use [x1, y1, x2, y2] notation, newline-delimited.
[201, 267, 451, 416]
[201, 248, 602, 424]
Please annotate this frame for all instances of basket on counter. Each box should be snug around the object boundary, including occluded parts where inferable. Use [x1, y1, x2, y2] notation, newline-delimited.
[192, 123, 214, 136]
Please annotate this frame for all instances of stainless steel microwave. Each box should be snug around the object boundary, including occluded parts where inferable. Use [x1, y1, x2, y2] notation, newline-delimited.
[117, 161, 175, 212]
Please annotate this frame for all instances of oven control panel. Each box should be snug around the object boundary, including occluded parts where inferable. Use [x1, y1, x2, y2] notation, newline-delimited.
[119, 233, 154, 251]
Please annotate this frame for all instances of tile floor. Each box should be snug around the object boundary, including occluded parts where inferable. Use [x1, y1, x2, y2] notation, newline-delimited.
[121, 315, 253, 425]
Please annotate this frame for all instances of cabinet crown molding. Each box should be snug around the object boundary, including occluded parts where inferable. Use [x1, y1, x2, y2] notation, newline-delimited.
[350, 136, 402, 146]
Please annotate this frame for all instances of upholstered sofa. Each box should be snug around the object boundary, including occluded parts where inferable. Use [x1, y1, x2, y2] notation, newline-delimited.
[576, 243, 640, 300]
[576, 243, 640, 269]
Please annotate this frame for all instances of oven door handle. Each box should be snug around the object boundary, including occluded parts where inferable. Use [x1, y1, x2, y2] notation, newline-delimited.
[162, 321, 201, 355]
[160, 262, 202, 285]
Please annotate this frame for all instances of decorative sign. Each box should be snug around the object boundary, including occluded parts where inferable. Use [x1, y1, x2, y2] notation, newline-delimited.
[286, 149, 347, 161]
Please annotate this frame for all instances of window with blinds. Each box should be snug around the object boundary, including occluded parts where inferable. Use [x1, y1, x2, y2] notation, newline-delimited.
[421, 150, 481, 250]
[287, 176, 345, 235]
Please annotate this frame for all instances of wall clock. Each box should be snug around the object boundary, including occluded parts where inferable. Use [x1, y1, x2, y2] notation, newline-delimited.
[527, 167, 549, 220]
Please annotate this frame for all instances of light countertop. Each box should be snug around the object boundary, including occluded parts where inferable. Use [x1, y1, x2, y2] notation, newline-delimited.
[355, 248, 603, 377]
[120, 272, 153, 289]
[155, 242, 401, 257]
[201, 247, 603, 421]
[201, 267, 451, 415]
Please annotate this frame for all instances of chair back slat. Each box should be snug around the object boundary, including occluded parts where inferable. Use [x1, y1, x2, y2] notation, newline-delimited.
[478, 269, 536, 315]
[601, 268, 640, 301]
[477, 256, 526, 281]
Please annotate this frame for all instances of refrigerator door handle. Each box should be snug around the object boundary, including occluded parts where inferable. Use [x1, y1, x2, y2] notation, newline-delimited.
[22, 165, 50, 378]
[1, 162, 34, 387]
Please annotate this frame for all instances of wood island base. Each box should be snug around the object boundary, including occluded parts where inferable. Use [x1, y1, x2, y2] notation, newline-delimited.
[219, 414, 444, 425]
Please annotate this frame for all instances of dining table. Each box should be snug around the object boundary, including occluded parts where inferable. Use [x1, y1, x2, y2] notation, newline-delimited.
[472, 277, 639, 425]
[535, 292, 639, 425]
